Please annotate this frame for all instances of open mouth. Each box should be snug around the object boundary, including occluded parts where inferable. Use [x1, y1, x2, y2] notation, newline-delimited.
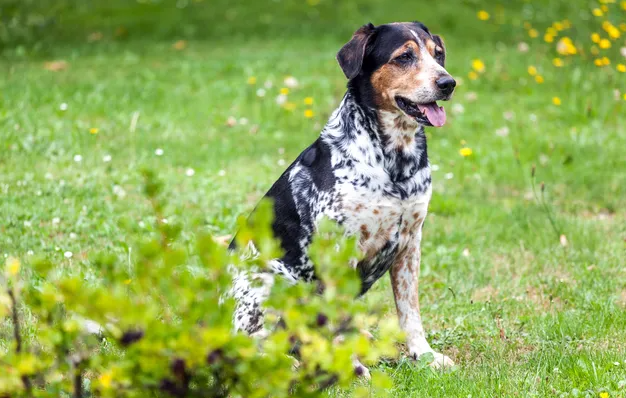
[395, 96, 447, 127]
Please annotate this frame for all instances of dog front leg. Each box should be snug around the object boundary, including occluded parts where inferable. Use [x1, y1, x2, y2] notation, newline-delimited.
[390, 247, 454, 369]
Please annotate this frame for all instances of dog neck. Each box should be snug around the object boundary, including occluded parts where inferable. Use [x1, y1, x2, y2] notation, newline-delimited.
[321, 92, 429, 184]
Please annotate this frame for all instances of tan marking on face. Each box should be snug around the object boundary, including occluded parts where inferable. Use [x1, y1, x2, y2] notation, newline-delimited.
[370, 41, 424, 112]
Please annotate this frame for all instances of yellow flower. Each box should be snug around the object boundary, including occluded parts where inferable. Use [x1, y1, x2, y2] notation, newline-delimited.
[529, 28, 539, 38]
[535, 75, 544, 84]
[304, 97, 314, 105]
[544, 34, 554, 43]
[304, 109, 314, 118]
[601, 4, 609, 11]
[595, 58, 604, 66]
[553, 22, 564, 31]
[602, 57, 611, 65]
[591, 33, 601, 43]
[468, 71, 479, 80]
[527, 65, 538, 76]
[283, 102, 296, 111]
[599, 38, 611, 49]
[553, 58, 564, 67]
[556, 37, 577, 55]
[472, 59, 485, 73]
[279, 87, 289, 95]
[592, 8, 604, 16]
[562, 20, 571, 29]
[89, 127, 99, 135]
[620, 23, 626, 32]
[599, 392, 609, 398]
[552, 97, 561, 106]
[617, 64, 626, 72]
[99, 372, 113, 389]
[604, 24, 621, 39]
[622, 0, 626, 10]
[477, 10, 490, 21]
[6, 257, 20, 276]
[459, 147, 473, 157]
[247, 76, 257, 85]
[623, 93, 626, 101]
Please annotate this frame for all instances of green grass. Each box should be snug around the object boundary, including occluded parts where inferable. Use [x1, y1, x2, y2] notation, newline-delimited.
[1, 0, 626, 396]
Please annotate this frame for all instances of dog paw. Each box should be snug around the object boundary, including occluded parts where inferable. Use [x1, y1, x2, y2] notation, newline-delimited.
[353, 358, 371, 380]
[428, 352, 454, 369]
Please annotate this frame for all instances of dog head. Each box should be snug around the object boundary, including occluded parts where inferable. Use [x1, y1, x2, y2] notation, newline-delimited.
[337, 22, 455, 128]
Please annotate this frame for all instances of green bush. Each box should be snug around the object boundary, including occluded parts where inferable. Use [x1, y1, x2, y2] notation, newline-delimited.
[0, 171, 402, 397]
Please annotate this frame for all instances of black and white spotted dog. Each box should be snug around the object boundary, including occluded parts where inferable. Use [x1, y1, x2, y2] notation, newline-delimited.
[231, 21, 457, 369]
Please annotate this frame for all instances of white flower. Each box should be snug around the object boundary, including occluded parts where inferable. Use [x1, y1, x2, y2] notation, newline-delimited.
[155, 148, 164, 156]
[465, 92, 478, 102]
[431, 164, 440, 171]
[24, 220, 32, 227]
[614, 362, 621, 366]
[264, 80, 273, 89]
[218, 169, 226, 177]
[517, 42, 529, 53]
[69, 232, 77, 239]
[103, 154, 112, 162]
[239, 118, 248, 125]
[113, 185, 126, 199]
[138, 221, 146, 228]
[445, 172, 454, 180]
[27, 250, 34, 256]
[162, 218, 168, 224]
[73, 154, 83, 163]
[278, 159, 286, 166]
[621, 47, 626, 58]
[185, 168, 195, 177]
[52, 217, 60, 225]
[45, 172, 53, 180]
[451, 103, 465, 114]
[462, 248, 470, 257]
[59, 103, 68, 111]
[495, 127, 510, 137]
[64, 251, 73, 259]
[284, 76, 299, 88]
[276, 94, 288, 105]
[256, 88, 266, 97]
[529, 114, 537, 122]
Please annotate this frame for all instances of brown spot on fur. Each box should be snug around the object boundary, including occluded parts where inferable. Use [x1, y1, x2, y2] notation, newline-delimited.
[412, 212, 420, 219]
[373, 209, 380, 215]
[355, 203, 364, 211]
[360, 224, 370, 240]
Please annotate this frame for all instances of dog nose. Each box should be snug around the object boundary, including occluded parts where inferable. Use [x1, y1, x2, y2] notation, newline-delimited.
[436, 76, 456, 93]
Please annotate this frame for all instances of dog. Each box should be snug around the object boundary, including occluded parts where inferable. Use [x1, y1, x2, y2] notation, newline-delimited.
[230, 21, 457, 369]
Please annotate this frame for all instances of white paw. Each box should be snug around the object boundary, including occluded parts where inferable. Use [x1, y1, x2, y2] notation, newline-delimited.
[428, 352, 455, 369]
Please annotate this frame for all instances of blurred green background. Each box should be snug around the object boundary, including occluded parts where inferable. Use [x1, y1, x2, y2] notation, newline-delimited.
[1, 0, 625, 396]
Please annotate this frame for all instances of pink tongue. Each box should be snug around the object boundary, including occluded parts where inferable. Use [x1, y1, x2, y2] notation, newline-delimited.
[417, 103, 447, 127]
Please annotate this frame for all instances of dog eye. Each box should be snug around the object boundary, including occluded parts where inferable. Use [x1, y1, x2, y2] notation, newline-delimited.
[395, 52, 413, 63]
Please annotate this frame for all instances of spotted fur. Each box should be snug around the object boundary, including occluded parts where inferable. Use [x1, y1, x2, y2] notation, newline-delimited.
[230, 21, 457, 369]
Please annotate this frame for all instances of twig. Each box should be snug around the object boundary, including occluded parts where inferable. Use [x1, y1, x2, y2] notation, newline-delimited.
[8, 288, 33, 395]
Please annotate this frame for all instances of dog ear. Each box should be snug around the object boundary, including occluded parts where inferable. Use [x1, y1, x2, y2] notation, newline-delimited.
[336, 23, 376, 80]
[432, 34, 446, 67]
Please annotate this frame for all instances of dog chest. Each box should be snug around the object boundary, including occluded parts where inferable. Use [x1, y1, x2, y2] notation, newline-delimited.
[338, 185, 430, 259]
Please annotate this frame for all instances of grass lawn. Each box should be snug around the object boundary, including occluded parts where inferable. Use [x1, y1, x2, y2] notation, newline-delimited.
[1, 0, 625, 396]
